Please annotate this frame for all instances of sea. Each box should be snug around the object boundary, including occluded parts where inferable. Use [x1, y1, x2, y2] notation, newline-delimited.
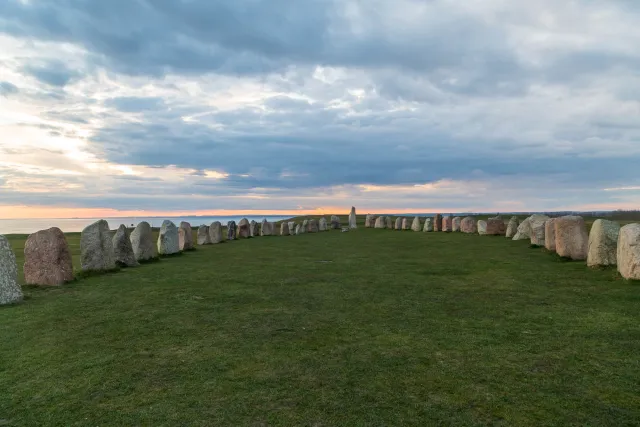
[0, 216, 291, 235]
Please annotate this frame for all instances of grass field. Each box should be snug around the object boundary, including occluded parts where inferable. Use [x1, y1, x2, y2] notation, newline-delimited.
[1, 215, 639, 426]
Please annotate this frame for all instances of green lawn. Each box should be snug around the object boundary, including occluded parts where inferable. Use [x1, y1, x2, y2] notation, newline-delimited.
[1, 215, 639, 426]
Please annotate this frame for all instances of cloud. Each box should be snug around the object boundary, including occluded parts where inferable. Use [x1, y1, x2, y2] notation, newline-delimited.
[0, 81, 18, 96]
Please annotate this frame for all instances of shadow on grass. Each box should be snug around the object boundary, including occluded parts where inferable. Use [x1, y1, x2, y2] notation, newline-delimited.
[76, 268, 121, 280]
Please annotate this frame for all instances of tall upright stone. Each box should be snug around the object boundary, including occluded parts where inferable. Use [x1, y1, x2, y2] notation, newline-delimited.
[365, 214, 375, 228]
[113, 224, 138, 267]
[238, 218, 251, 238]
[423, 218, 433, 232]
[506, 217, 519, 238]
[411, 216, 422, 232]
[308, 219, 319, 233]
[179, 222, 194, 251]
[302, 219, 309, 232]
[513, 216, 533, 240]
[477, 220, 487, 235]
[587, 219, 620, 267]
[330, 215, 341, 230]
[0, 235, 22, 305]
[261, 219, 276, 236]
[287, 222, 296, 235]
[209, 221, 223, 244]
[295, 224, 303, 235]
[452, 217, 461, 232]
[131, 222, 157, 262]
[24, 228, 74, 286]
[158, 220, 180, 255]
[460, 217, 477, 234]
[401, 218, 410, 230]
[280, 221, 290, 236]
[81, 219, 117, 272]
[374, 216, 386, 229]
[554, 216, 588, 260]
[433, 214, 443, 232]
[442, 216, 452, 232]
[617, 224, 640, 280]
[197, 225, 211, 245]
[385, 217, 393, 229]
[227, 221, 237, 241]
[544, 219, 557, 251]
[486, 217, 506, 236]
[250, 220, 260, 237]
[395, 217, 403, 230]
[349, 207, 357, 229]
[319, 217, 328, 231]
[529, 215, 551, 246]
[298, 221, 307, 234]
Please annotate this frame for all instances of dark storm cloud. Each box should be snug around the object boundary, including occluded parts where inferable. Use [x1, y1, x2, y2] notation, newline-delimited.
[21, 60, 80, 87]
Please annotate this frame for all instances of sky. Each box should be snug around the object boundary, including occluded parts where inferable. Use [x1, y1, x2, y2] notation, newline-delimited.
[1, 0, 639, 219]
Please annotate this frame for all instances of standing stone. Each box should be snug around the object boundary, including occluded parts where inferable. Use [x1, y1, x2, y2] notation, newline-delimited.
[81, 220, 117, 272]
[513, 216, 533, 240]
[131, 222, 157, 262]
[485, 217, 506, 236]
[295, 224, 303, 235]
[529, 215, 551, 246]
[280, 221, 290, 236]
[261, 220, 276, 236]
[442, 216, 452, 232]
[617, 224, 640, 280]
[554, 216, 588, 260]
[452, 217, 461, 232]
[302, 219, 310, 232]
[250, 220, 261, 237]
[544, 219, 557, 251]
[401, 218, 410, 230]
[308, 219, 319, 233]
[0, 236, 22, 305]
[423, 218, 433, 232]
[506, 217, 519, 238]
[365, 214, 375, 228]
[587, 219, 620, 267]
[179, 222, 194, 251]
[227, 221, 237, 241]
[477, 220, 488, 235]
[349, 207, 357, 229]
[433, 214, 443, 232]
[209, 221, 223, 244]
[197, 226, 211, 245]
[287, 222, 296, 235]
[238, 218, 251, 238]
[385, 217, 393, 229]
[331, 215, 341, 230]
[319, 217, 328, 231]
[411, 216, 421, 232]
[395, 218, 403, 230]
[112, 224, 138, 267]
[374, 216, 386, 229]
[24, 228, 74, 286]
[461, 217, 477, 234]
[158, 220, 181, 255]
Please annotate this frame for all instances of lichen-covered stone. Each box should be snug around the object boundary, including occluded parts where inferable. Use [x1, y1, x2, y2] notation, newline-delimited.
[617, 224, 640, 280]
[226, 221, 237, 241]
[423, 218, 433, 232]
[411, 216, 421, 232]
[442, 216, 452, 232]
[461, 217, 477, 234]
[24, 227, 74, 286]
[179, 222, 194, 251]
[319, 217, 328, 231]
[477, 220, 487, 235]
[250, 221, 260, 237]
[113, 224, 138, 267]
[238, 218, 251, 238]
[330, 216, 341, 230]
[197, 226, 211, 245]
[374, 216, 386, 229]
[308, 219, 319, 233]
[395, 217, 403, 230]
[554, 216, 588, 260]
[81, 220, 117, 272]
[486, 217, 506, 236]
[529, 215, 551, 246]
[587, 219, 620, 267]
[0, 235, 22, 305]
[209, 221, 223, 244]
[349, 207, 357, 229]
[544, 219, 557, 251]
[280, 222, 290, 236]
[365, 214, 376, 228]
[385, 217, 393, 229]
[158, 220, 180, 255]
[433, 214, 443, 232]
[131, 222, 158, 262]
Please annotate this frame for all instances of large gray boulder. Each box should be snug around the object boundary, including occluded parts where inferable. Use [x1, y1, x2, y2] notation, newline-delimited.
[261, 220, 276, 236]
[330, 215, 341, 230]
[554, 216, 588, 260]
[238, 218, 251, 238]
[197, 225, 211, 245]
[411, 216, 421, 232]
[319, 217, 328, 231]
[506, 217, 519, 238]
[477, 220, 487, 235]
[24, 227, 74, 286]
[227, 221, 237, 240]
[442, 216, 452, 232]
[179, 222, 194, 251]
[460, 217, 476, 234]
[544, 219, 557, 251]
[365, 214, 376, 228]
[512, 216, 533, 240]
[529, 215, 551, 246]
[395, 217, 403, 230]
[302, 219, 309, 232]
[423, 218, 433, 232]
[287, 222, 296, 235]
[250, 220, 260, 237]
[452, 217, 461, 232]
[209, 221, 223, 244]
[295, 224, 304, 235]
[401, 218, 411, 230]
[433, 214, 443, 232]
[113, 224, 138, 267]
[486, 217, 506, 235]
[617, 224, 640, 280]
[349, 207, 357, 229]
[81, 219, 117, 272]
[280, 222, 290, 236]
[131, 222, 157, 262]
[158, 220, 180, 255]
[308, 219, 319, 233]
[0, 235, 22, 305]
[374, 216, 386, 229]
[587, 219, 620, 267]
[385, 217, 393, 229]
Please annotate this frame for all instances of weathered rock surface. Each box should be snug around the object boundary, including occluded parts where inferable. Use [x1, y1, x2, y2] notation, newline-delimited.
[131, 222, 158, 262]
[179, 222, 194, 251]
[287, 222, 296, 235]
[81, 220, 117, 272]
[529, 215, 551, 246]
[460, 217, 477, 234]
[477, 220, 488, 235]
[395, 218, 403, 230]
[280, 221, 290, 236]
[434, 214, 443, 232]
[365, 214, 376, 228]
[295, 224, 303, 235]
[554, 216, 588, 260]
[374, 216, 386, 229]
[617, 224, 640, 280]
[486, 217, 506, 236]
[209, 221, 223, 244]
[0, 235, 22, 305]
[544, 219, 557, 251]
[302, 220, 309, 233]
[385, 217, 393, 229]
[238, 218, 251, 238]
[349, 207, 357, 229]
[250, 220, 260, 237]
[197, 226, 211, 245]
[330, 215, 341, 230]
[512, 216, 533, 240]
[319, 217, 328, 231]
[401, 218, 410, 230]
[587, 219, 620, 267]
[411, 216, 421, 232]
[506, 217, 519, 238]
[24, 228, 74, 286]
[442, 216, 452, 232]
[423, 218, 433, 232]
[158, 220, 181, 255]
[452, 217, 461, 232]
[227, 221, 237, 241]
[113, 224, 138, 267]
[260, 220, 275, 236]
[308, 219, 319, 233]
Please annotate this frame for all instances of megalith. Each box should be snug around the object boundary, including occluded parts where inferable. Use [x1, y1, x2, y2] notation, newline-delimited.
[113, 224, 138, 267]
[24, 227, 74, 285]
[554, 216, 588, 260]
[158, 220, 180, 255]
[179, 222, 194, 251]
[587, 219, 620, 267]
[131, 222, 157, 262]
[81, 219, 117, 272]
[0, 235, 23, 305]
[617, 224, 640, 280]
[238, 218, 251, 238]
[349, 207, 357, 229]
[209, 221, 223, 244]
